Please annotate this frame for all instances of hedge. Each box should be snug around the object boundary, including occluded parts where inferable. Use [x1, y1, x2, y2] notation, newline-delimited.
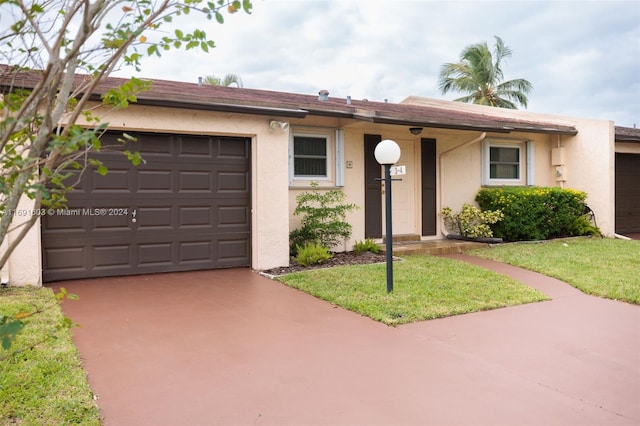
[475, 186, 588, 241]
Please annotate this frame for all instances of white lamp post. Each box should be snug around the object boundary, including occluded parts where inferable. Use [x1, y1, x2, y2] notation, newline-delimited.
[374, 139, 401, 293]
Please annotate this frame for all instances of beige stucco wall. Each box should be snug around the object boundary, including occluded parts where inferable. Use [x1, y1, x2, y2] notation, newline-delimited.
[5, 96, 621, 285]
[616, 142, 640, 154]
[0, 196, 43, 286]
[287, 111, 617, 250]
[403, 97, 616, 237]
[8, 104, 292, 286]
[560, 119, 615, 236]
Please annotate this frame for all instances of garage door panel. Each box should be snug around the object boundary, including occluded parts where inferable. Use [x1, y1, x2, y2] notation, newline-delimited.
[218, 238, 250, 264]
[218, 171, 249, 192]
[179, 206, 212, 227]
[138, 170, 172, 191]
[179, 136, 213, 156]
[42, 132, 251, 281]
[93, 245, 131, 268]
[179, 170, 212, 191]
[218, 137, 249, 159]
[92, 169, 130, 192]
[44, 247, 85, 270]
[218, 205, 250, 228]
[136, 207, 173, 229]
[138, 243, 173, 266]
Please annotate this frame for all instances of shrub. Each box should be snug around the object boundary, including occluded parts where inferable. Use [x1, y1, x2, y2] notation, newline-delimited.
[568, 214, 602, 237]
[440, 203, 504, 238]
[475, 186, 592, 241]
[353, 238, 380, 254]
[289, 183, 358, 255]
[295, 242, 333, 267]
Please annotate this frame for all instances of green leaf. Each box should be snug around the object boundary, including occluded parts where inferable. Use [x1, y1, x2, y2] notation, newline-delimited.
[1, 319, 25, 350]
[97, 165, 108, 176]
[215, 11, 224, 24]
[30, 4, 45, 13]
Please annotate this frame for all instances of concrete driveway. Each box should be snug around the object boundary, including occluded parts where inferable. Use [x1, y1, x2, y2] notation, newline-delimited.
[53, 257, 640, 426]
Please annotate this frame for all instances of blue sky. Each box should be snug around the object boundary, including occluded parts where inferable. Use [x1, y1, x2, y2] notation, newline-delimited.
[125, 0, 640, 127]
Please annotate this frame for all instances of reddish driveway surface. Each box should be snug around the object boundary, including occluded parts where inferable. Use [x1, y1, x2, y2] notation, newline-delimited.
[53, 257, 639, 426]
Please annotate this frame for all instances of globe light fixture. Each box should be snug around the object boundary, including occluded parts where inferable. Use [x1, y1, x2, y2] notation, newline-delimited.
[374, 139, 401, 165]
[374, 139, 401, 293]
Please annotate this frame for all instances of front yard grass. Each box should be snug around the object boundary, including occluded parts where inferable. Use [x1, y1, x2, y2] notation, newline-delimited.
[470, 237, 640, 304]
[0, 287, 101, 425]
[277, 255, 548, 325]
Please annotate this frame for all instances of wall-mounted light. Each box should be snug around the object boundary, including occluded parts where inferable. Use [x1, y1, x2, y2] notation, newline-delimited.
[409, 127, 423, 135]
[269, 120, 289, 131]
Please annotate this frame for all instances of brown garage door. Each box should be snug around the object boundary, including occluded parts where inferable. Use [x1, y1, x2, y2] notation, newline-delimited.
[615, 153, 640, 234]
[42, 132, 251, 282]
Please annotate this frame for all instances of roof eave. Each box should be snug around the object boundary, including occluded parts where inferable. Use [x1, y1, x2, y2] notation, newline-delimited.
[355, 115, 578, 136]
[133, 97, 309, 118]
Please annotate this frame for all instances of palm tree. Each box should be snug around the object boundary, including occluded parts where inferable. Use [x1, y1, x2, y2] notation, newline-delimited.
[438, 36, 532, 109]
[204, 73, 243, 87]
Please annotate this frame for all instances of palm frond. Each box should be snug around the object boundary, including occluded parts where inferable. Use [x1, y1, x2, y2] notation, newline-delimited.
[438, 36, 532, 109]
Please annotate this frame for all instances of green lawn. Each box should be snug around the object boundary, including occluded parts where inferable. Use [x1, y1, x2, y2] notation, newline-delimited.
[0, 287, 101, 425]
[470, 237, 640, 304]
[277, 255, 548, 325]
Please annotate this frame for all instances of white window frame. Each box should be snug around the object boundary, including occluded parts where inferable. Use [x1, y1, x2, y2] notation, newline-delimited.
[289, 132, 332, 184]
[482, 139, 533, 186]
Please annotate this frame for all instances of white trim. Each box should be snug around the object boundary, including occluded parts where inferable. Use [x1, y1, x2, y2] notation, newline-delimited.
[290, 131, 332, 183]
[482, 139, 527, 186]
[335, 129, 345, 187]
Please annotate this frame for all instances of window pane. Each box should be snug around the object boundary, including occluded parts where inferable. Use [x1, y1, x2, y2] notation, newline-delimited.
[489, 146, 520, 179]
[294, 137, 326, 156]
[490, 164, 519, 179]
[293, 136, 328, 177]
[295, 158, 327, 176]
[490, 147, 519, 162]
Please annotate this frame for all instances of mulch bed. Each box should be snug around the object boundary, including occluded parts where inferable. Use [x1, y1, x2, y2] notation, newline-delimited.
[261, 251, 388, 276]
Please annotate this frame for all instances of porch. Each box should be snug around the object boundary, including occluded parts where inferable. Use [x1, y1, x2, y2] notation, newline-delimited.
[380, 235, 489, 256]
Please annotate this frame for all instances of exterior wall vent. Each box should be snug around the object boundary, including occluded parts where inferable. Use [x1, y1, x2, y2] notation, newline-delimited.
[318, 90, 329, 101]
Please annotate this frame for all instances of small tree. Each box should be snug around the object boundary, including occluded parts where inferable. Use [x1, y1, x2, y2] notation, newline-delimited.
[289, 183, 359, 254]
[0, 0, 253, 270]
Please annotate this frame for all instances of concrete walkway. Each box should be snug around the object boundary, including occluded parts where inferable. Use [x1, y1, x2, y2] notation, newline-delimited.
[54, 257, 640, 426]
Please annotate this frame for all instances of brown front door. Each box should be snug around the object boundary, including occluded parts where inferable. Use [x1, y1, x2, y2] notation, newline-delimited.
[41, 132, 251, 282]
[364, 134, 382, 238]
[421, 138, 437, 236]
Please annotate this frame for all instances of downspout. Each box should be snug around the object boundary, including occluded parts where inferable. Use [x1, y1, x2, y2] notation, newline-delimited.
[438, 132, 487, 237]
[557, 135, 565, 189]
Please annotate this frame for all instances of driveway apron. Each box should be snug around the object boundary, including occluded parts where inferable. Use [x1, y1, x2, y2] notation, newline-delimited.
[53, 260, 640, 426]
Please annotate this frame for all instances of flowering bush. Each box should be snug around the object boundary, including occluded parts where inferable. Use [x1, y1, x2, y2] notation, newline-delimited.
[475, 186, 592, 241]
[440, 203, 504, 238]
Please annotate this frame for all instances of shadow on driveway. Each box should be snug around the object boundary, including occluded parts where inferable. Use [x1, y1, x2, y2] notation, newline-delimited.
[52, 264, 639, 426]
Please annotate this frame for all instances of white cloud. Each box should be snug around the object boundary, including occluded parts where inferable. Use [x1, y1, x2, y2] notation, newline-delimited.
[117, 0, 640, 127]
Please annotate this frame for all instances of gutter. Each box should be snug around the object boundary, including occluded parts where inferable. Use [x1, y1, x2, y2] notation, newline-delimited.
[438, 132, 487, 237]
[92, 94, 310, 119]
